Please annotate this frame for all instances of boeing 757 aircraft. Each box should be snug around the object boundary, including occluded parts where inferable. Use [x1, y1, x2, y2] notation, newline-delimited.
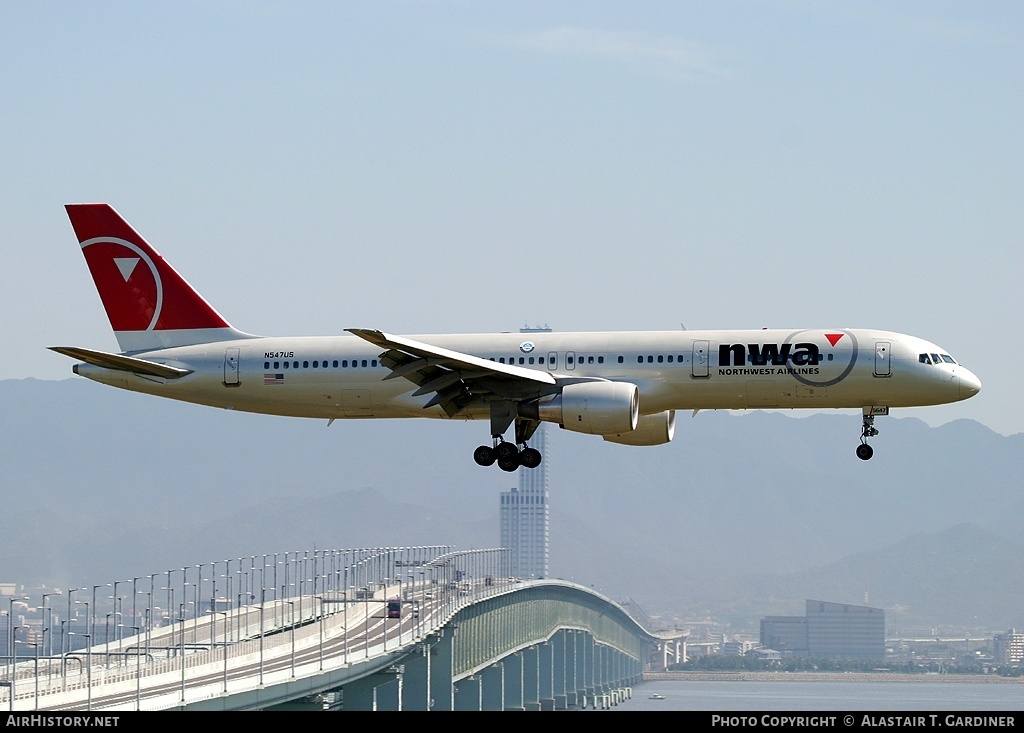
[51, 204, 981, 471]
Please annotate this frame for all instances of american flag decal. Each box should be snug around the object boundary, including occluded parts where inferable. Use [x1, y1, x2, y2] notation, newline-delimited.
[264, 373, 284, 385]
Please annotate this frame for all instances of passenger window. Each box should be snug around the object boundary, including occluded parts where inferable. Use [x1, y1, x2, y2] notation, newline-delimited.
[519, 357, 525, 365]
[657, 355, 664, 363]
[303, 361, 309, 368]
[361, 360, 368, 367]
[567, 356, 574, 365]
[538, 356, 545, 364]
[637, 356, 643, 364]
[667, 355, 673, 363]
[647, 355, 654, 363]
[598, 356, 604, 364]
[372, 359, 378, 367]
[528, 357, 534, 364]
[333, 360, 339, 368]
[264, 361, 270, 369]
[499, 357, 506, 364]
[342, 360, 348, 367]
[618, 356, 624, 363]
[283, 361, 289, 369]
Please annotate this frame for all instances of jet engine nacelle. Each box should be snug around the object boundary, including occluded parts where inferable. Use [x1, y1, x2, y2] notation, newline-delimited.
[537, 381, 639, 436]
[603, 410, 676, 446]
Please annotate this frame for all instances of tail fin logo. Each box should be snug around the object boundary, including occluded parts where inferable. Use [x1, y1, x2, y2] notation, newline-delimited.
[114, 257, 141, 282]
[81, 237, 165, 332]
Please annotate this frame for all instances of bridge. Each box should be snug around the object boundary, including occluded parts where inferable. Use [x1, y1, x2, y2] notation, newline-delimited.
[2, 547, 685, 711]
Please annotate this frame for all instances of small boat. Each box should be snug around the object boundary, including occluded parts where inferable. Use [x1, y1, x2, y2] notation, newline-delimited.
[649, 693, 666, 700]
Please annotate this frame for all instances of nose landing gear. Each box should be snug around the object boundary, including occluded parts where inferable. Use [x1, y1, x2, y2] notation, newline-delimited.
[857, 407, 886, 460]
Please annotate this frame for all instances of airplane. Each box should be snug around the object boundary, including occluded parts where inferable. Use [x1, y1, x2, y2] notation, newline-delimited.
[51, 204, 981, 471]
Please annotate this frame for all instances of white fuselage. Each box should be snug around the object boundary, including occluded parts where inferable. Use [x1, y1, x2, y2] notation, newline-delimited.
[73, 328, 980, 422]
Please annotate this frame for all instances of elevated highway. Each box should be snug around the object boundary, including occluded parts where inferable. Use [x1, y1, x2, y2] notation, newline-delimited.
[3, 548, 684, 711]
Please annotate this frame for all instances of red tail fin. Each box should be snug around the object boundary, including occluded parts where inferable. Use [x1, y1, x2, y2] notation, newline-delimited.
[65, 204, 250, 352]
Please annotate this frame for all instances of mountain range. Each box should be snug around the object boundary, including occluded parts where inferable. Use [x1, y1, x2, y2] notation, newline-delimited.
[2, 377, 1021, 631]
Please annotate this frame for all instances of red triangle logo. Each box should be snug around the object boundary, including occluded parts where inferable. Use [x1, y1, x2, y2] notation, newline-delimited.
[825, 333, 845, 346]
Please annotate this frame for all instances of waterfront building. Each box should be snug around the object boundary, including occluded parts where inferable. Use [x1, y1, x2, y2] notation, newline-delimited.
[759, 599, 885, 660]
[993, 628, 1024, 665]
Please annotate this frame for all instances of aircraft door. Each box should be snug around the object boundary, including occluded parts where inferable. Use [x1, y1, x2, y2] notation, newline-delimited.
[565, 351, 576, 370]
[874, 341, 891, 377]
[223, 347, 240, 386]
[692, 340, 710, 378]
[547, 351, 558, 371]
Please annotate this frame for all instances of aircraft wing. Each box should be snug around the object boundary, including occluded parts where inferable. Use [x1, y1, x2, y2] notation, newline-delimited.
[346, 329, 556, 417]
[49, 346, 193, 379]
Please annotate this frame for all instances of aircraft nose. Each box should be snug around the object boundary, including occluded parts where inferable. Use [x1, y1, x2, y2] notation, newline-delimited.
[959, 369, 981, 400]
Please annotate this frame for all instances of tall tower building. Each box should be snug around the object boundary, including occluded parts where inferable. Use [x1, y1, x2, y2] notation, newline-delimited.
[500, 326, 552, 579]
[500, 425, 550, 579]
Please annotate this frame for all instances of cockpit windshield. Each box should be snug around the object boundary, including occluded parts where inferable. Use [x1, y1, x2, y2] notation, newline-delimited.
[920, 353, 957, 366]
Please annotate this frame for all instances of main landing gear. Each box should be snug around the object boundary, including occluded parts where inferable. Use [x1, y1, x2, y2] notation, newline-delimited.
[473, 440, 542, 472]
[474, 403, 544, 471]
[857, 408, 883, 461]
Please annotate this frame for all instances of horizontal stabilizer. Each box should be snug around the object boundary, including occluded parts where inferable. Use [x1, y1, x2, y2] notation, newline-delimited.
[49, 346, 192, 379]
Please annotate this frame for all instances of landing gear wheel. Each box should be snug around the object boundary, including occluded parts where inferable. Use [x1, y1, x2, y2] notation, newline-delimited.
[519, 447, 542, 469]
[858, 411, 879, 461]
[495, 441, 519, 462]
[473, 445, 496, 466]
[498, 456, 520, 472]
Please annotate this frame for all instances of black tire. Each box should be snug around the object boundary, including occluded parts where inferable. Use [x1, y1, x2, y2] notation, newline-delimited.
[519, 447, 542, 469]
[495, 442, 519, 462]
[856, 443, 874, 461]
[474, 445, 496, 466]
[498, 457, 520, 472]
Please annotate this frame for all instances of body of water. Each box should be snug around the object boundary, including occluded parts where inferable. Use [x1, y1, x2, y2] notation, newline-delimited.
[607, 679, 1023, 711]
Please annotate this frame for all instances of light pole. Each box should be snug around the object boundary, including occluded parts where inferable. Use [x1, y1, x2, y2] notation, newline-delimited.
[258, 583, 265, 687]
[64, 588, 81, 657]
[28, 640, 40, 710]
[285, 600, 296, 678]
[379, 581, 390, 652]
[104, 612, 120, 668]
[130, 625, 141, 711]
[5, 602, 13, 686]
[69, 626, 92, 711]
[215, 611, 229, 694]
[178, 603, 186, 704]
[41, 591, 60, 659]
[90, 584, 109, 658]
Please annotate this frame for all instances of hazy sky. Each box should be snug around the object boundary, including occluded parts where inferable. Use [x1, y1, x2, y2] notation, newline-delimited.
[2, 2, 1020, 435]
